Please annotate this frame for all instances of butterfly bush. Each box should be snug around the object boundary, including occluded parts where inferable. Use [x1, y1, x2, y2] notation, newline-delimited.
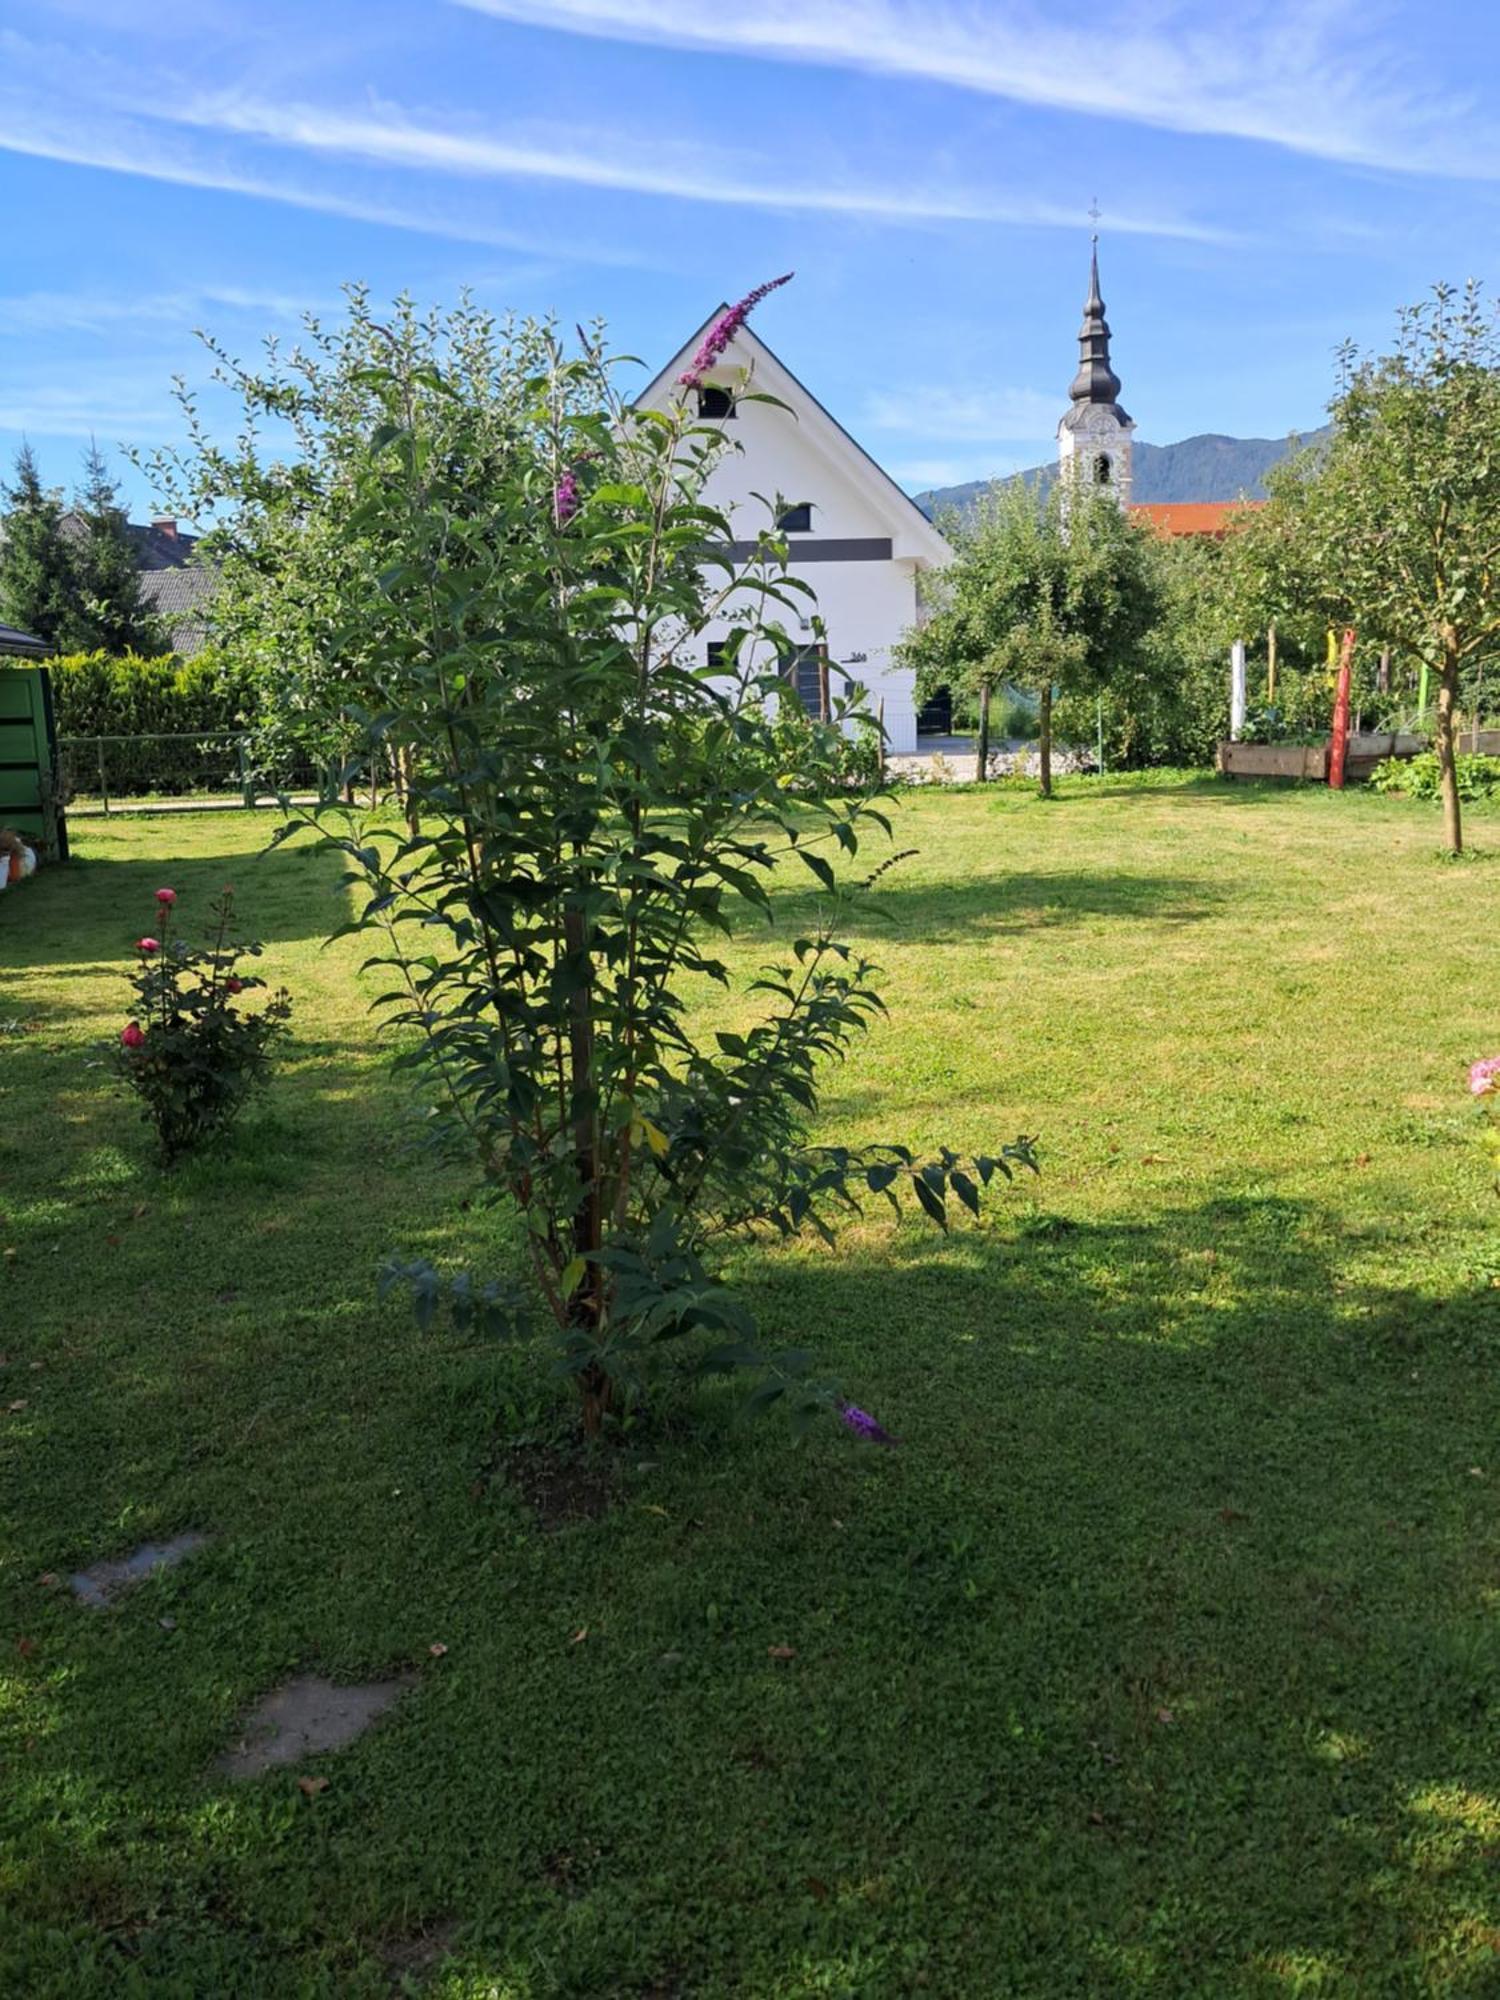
[158, 279, 1036, 1443]
[677, 273, 793, 390]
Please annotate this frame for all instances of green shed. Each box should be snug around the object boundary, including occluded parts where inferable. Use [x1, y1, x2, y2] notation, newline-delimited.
[0, 633, 69, 864]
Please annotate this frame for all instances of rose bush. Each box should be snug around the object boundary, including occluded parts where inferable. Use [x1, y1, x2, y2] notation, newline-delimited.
[109, 886, 292, 1162]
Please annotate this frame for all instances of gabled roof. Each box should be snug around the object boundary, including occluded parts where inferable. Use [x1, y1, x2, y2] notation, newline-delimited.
[637, 308, 952, 569]
[58, 510, 218, 652]
[59, 510, 200, 569]
[1131, 500, 1264, 539]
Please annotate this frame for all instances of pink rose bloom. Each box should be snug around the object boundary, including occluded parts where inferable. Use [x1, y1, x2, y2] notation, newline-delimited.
[1469, 1055, 1500, 1098]
[154, 888, 177, 906]
[137, 937, 160, 954]
[120, 1022, 145, 1050]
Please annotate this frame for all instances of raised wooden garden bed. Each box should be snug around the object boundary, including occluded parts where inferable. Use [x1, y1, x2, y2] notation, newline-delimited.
[1217, 741, 1328, 781]
[1344, 731, 1426, 780]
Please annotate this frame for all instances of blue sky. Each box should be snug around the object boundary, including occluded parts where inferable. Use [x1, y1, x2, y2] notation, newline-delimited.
[0, 0, 1495, 514]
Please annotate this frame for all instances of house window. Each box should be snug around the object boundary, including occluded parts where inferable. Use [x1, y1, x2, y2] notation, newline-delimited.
[698, 385, 735, 419]
[776, 502, 813, 533]
[785, 644, 828, 718]
[1094, 454, 1112, 486]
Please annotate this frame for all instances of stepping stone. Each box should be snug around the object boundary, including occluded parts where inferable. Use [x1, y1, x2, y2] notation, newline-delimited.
[69, 1532, 211, 1608]
[217, 1673, 415, 1778]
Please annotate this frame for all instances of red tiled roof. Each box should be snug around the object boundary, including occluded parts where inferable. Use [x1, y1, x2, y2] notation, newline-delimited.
[1130, 500, 1265, 539]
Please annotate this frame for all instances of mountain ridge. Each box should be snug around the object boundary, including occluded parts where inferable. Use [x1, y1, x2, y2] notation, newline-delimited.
[917, 425, 1331, 516]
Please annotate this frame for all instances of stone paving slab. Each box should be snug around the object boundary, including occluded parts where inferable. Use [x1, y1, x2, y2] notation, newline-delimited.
[217, 1673, 416, 1778]
[69, 1532, 211, 1608]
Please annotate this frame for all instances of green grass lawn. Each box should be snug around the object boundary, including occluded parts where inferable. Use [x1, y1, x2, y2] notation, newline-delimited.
[3, 776, 1499, 1998]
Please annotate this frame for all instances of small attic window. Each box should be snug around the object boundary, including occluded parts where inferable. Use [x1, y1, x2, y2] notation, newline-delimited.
[776, 502, 813, 533]
[698, 385, 735, 419]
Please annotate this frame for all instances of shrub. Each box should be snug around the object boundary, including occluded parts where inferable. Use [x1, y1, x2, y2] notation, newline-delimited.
[1369, 752, 1500, 801]
[172, 286, 1038, 1436]
[766, 698, 883, 792]
[110, 887, 292, 1162]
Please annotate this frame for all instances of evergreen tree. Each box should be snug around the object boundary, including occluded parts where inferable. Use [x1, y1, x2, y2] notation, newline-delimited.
[0, 443, 73, 648]
[59, 442, 161, 655]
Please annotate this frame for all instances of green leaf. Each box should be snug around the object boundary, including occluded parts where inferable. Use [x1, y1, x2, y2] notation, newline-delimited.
[796, 850, 837, 892]
[912, 1174, 948, 1230]
[950, 1168, 981, 1217]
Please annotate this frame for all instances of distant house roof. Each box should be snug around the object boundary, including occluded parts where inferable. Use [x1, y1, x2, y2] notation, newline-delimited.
[59, 511, 218, 653]
[0, 620, 47, 657]
[1131, 500, 1264, 539]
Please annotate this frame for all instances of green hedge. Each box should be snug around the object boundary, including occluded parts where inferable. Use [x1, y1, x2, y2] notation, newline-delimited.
[49, 649, 253, 740]
[50, 649, 261, 797]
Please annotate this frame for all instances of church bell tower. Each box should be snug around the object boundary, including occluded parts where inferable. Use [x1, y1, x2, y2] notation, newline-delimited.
[1057, 237, 1134, 509]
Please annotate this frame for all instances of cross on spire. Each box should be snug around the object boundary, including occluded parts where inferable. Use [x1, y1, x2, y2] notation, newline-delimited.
[1087, 194, 1102, 230]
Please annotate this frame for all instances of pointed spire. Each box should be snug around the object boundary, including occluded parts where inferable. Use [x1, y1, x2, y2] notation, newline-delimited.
[1069, 233, 1122, 406]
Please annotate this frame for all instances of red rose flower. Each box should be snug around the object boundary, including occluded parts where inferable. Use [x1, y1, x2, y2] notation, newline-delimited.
[120, 1022, 145, 1050]
[137, 937, 160, 954]
[154, 888, 177, 906]
[226, 977, 245, 994]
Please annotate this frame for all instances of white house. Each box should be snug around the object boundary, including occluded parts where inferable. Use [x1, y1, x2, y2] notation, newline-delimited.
[638, 310, 952, 754]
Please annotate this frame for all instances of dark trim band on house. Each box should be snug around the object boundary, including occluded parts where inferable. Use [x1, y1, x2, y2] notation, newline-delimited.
[723, 537, 893, 564]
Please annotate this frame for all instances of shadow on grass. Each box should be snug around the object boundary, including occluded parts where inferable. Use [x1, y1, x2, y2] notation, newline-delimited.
[7, 1175, 1500, 1993]
[1058, 774, 1333, 808]
[0, 834, 346, 955]
[746, 868, 1236, 947]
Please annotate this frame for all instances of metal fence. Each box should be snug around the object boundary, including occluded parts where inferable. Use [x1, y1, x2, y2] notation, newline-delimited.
[58, 732, 325, 813]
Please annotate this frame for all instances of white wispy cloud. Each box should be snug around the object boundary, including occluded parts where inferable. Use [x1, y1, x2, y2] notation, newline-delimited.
[0, 380, 181, 442]
[0, 33, 651, 266]
[452, 0, 1488, 179]
[158, 92, 1228, 240]
[863, 385, 1059, 442]
[0, 113, 616, 257]
[0, 285, 332, 336]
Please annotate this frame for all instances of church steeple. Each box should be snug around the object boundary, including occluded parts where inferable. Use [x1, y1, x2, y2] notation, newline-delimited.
[1069, 237, 1123, 406]
[1057, 232, 1135, 509]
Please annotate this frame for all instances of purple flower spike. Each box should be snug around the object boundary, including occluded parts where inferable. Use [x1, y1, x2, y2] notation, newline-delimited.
[839, 1401, 898, 1447]
[678, 272, 794, 392]
[553, 468, 579, 527]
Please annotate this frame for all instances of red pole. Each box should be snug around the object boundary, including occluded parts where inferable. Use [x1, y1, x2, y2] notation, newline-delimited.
[1329, 627, 1355, 789]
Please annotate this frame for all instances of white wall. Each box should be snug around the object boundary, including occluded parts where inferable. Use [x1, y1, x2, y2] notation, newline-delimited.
[694, 375, 926, 751]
